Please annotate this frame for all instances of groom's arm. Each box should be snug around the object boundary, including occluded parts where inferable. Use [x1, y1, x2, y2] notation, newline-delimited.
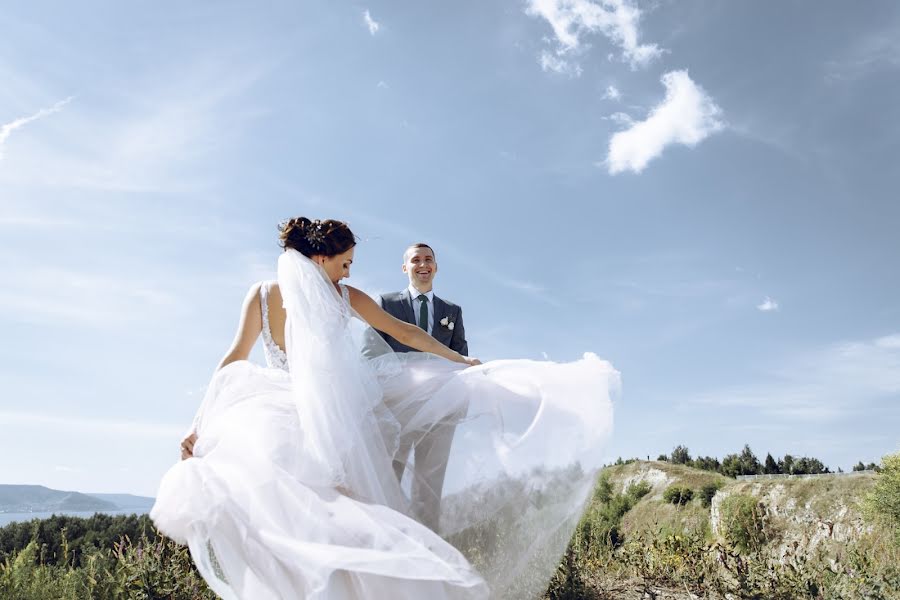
[449, 306, 468, 357]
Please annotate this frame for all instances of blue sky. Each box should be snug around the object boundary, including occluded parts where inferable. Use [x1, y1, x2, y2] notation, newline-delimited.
[2, 1, 898, 496]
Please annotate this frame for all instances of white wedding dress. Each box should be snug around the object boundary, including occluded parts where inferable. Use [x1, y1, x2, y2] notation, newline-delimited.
[151, 250, 619, 600]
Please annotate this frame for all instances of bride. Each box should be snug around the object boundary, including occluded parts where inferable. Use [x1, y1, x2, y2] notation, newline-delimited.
[151, 218, 618, 600]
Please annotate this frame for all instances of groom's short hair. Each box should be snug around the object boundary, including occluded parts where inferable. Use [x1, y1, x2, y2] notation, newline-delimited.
[403, 243, 435, 262]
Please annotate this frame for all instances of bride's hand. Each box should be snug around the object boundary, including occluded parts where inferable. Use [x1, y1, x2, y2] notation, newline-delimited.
[464, 357, 482, 367]
[180, 431, 198, 460]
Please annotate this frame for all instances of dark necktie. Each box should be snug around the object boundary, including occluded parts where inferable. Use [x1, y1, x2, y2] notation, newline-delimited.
[417, 294, 428, 331]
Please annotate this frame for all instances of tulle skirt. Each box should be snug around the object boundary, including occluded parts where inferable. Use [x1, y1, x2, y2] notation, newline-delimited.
[151, 352, 617, 599]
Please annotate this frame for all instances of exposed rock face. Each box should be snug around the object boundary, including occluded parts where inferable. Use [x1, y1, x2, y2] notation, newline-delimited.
[711, 473, 875, 559]
[619, 465, 675, 500]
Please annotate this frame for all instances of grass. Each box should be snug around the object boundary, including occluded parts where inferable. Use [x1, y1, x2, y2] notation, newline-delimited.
[1, 462, 897, 599]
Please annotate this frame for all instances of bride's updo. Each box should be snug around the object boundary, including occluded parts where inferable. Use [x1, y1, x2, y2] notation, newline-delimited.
[279, 217, 357, 258]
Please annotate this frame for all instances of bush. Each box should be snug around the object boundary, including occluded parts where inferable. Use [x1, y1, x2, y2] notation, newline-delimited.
[0, 534, 214, 600]
[865, 452, 900, 546]
[719, 494, 770, 552]
[662, 486, 693, 506]
[670, 445, 691, 465]
[699, 482, 721, 508]
[625, 481, 652, 501]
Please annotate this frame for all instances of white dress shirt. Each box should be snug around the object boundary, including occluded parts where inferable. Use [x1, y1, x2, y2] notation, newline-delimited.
[407, 285, 435, 333]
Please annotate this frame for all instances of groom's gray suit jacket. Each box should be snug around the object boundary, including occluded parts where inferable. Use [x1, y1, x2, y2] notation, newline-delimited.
[378, 290, 468, 356]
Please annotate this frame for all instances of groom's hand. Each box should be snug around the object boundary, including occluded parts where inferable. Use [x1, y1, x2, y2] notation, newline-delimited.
[180, 431, 198, 460]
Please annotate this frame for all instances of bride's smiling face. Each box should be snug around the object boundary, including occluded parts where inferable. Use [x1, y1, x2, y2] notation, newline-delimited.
[316, 247, 355, 282]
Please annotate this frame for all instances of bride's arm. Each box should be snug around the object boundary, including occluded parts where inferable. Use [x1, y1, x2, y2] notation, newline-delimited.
[215, 282, 264, 370]
[182, 282, 264, 460]
[346, 286, 480, 366]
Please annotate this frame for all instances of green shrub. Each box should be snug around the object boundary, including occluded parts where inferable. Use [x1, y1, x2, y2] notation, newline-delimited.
[663, 485, 693, 506]
[719, 493, 770, 552]
[865, 451, 900, 546]
[625, 481, 652, 501]
[700, 482, 722, 508]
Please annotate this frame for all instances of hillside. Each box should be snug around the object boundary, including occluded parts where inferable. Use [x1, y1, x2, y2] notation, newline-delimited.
[87, 493, 156, 511]
[554, 461, 897, 599]
[599, 460, 876, 553]
[0, 485, 117, 513]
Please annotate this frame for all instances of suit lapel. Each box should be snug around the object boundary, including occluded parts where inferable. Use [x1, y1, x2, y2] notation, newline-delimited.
[400, 290, 416, 325]
[431, 295, 448, 343]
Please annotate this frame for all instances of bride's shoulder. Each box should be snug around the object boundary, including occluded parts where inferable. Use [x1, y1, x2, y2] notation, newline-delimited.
[342, 285, 375, 304]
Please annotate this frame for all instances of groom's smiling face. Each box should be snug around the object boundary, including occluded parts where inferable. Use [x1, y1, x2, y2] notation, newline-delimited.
[403, 245, 437, 292]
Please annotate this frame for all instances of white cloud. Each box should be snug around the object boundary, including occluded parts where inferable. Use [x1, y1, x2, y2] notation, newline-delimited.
[602, 84, 621, 100]
[757, 296, 779, 312]
[605, 111, 632, 126]
[377, 80, 389, 89]
[691, 333, 900, 421]
[0, 96, 73, 159]
[363, 9, 380, 35]
[539, 49, 583, 76]
[606, 70, 724, 174]
[0, 56, 268, 193]
[526, 0, 663, 72]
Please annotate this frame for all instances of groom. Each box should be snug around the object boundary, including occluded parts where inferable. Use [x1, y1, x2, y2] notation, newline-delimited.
[378, 243, 468, 356]
[379, 243, 467, 531]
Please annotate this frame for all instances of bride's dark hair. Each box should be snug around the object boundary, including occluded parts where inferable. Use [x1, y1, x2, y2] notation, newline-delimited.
[279, 218, 356, 258]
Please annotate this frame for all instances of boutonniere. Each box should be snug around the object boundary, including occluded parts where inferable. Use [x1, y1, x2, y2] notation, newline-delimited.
[440, 316, 455, 331]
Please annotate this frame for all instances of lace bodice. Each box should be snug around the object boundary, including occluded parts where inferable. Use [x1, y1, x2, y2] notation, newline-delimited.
[259, 282, 289, 371]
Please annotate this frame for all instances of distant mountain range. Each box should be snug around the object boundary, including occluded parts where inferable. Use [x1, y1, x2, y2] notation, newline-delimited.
[0, 485, 155, 514]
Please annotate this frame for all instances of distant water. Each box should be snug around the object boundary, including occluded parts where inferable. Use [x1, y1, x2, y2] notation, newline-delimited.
[0, 508, 150, 528]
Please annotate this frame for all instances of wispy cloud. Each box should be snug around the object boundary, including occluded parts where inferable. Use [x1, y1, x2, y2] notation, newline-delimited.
[0, 96, 73, 159]
[0, 56, 268, 193]
[757, 296, 779, 312]
[539, 49, 583, 77]
[363, 9, 380, 35]
[825, 31, 900, 83]
[689, 333, 900, 421]
[601, 84, 622, 100]
[526, 0, 663, 73]
[606, 70, 724, 174]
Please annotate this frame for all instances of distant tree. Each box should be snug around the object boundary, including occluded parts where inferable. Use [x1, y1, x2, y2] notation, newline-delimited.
[868, 462, 881, 472]
[694, 456, 721, 472]
[764, 453, 780, 475]
[721, 453, 741, 478]
[854, 461, 867, 472]
[779, 454, 795, 475]
[670, 445, 692, 465]
[790, 456, 828, 475]
[656, 454, 668, 462]
[740, 445, 762, 475]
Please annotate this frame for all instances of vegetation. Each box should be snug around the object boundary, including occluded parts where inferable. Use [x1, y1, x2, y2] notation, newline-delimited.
[865, 452, 900, 545]
[3, 450, 899, 599]
[699, 481, 722, 508]
[0, 524, 214, 600]
[662, 485, 693, 506]
[656, 443, 837, 478]
[546, 455, 900, 599]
